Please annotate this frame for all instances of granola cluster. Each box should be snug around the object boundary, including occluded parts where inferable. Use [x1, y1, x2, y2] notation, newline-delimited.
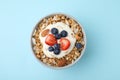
[31, 14, 85, 67]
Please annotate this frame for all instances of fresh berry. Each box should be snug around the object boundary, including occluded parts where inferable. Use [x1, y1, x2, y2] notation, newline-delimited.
[54, 43, 60, 49]
[54, 49, 60, 55]
[60, 30, 68, 37]
[45, 34, 57, 46]
[48, 46, 54, 52]
[51, 28, 58, 34]
[60, 38, 70, 50]
[75, 43, 82, 49]
[55, 34, 61, 39]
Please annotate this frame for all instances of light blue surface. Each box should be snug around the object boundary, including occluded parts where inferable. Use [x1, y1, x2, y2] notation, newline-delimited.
[0, 0, 120, 80]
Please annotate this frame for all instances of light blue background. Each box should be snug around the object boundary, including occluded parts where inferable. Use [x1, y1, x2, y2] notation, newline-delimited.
[0, 0, 120, 80]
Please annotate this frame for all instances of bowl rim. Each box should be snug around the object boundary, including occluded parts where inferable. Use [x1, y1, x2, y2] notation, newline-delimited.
[30, 13, 87, 69]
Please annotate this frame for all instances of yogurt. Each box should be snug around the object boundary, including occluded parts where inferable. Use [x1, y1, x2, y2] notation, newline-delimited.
[39, 22, 76, 58]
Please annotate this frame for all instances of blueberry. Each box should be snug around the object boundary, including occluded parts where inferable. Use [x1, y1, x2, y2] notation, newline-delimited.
[75, 43, 82, 49]
[54, 44, 60, 49]
[54, 49, 60, 55]
[60, 30, 68, 37]
[51, 28, 58, 34]
[48, 46, 54, 52]
[55, 34, 61, 39]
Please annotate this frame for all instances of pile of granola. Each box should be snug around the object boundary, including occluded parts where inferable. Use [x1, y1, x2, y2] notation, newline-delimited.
[31, 14, 85, 67]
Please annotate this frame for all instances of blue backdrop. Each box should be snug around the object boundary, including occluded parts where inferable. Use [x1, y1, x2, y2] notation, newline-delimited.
[0, 0, 120, 80]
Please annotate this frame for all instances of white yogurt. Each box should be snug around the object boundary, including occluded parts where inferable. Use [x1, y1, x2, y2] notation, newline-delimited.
[39, 22, 76, 58]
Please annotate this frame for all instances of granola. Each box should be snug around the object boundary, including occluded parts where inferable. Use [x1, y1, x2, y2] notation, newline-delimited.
[31, 14, 86, 68]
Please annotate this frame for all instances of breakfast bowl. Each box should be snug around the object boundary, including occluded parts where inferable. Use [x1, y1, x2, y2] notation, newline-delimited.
[31, 13, 86, 69]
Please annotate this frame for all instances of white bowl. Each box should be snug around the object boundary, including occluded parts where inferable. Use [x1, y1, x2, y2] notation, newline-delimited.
[31, 13, 87, 69]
